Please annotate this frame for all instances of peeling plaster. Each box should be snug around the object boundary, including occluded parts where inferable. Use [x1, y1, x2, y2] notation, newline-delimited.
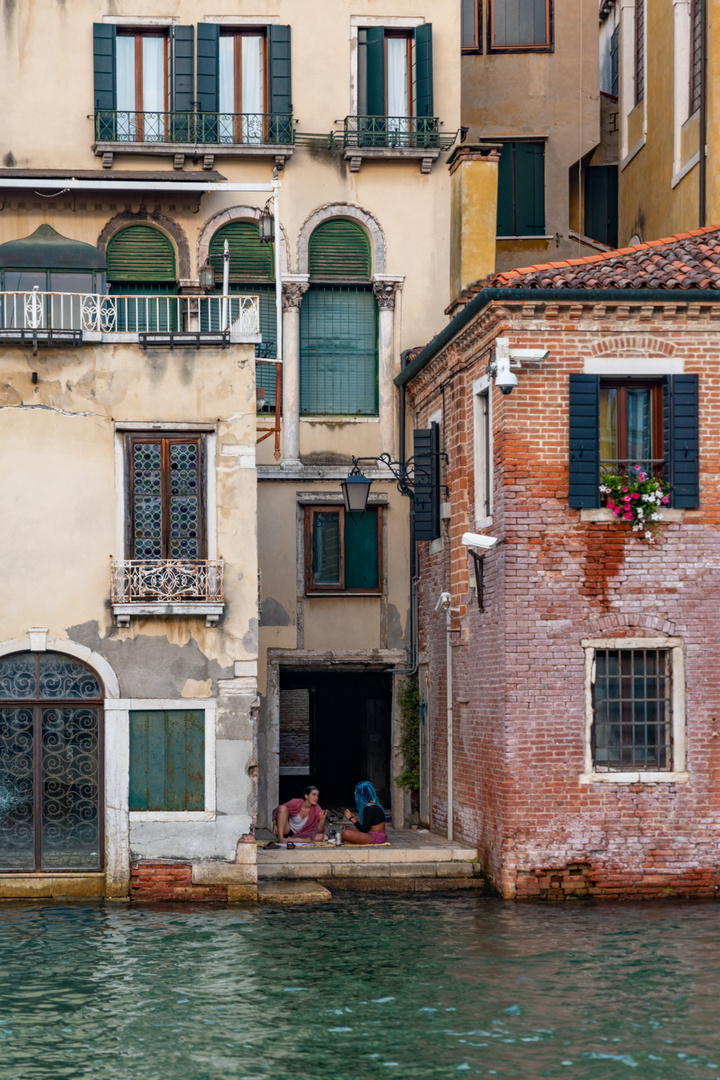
[259, 598, 291, 627]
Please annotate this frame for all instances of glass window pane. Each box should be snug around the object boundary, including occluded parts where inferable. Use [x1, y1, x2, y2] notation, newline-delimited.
[41, 707, 100, 869]
[219, 35, 235, 116]
[116, 35, 136, 113]
[313, 512, 341, 585]
[50, 272, 94, 295]
[242, 35, 264, 116]
[627, 387, 652, 467]
[599, 387, 618, 466]
[142, 36, 165, 114]
[0, 654, 37, 699]
[169, 442, 200, 559]
[0, 708, 35, 869]
[4, 271, 46, 293]
[387, 37, 409, 117]
[38, 655, 102, 700]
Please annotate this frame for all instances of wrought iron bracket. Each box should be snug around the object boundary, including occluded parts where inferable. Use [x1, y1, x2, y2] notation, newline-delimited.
[349, 450, 449, 500]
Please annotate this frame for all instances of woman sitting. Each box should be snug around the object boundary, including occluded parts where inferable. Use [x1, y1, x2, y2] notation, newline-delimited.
[341, 781, 388, 845]
[272, 785, 327, 843]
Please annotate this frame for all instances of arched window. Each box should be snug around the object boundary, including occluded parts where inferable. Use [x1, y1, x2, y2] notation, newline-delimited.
[207, 221, 278, 410]
[301, 220, 377, 416]
[106, 225, 177, 330]
[0, 652, 103, 872]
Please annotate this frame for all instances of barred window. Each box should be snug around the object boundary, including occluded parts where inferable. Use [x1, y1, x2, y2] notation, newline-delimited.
[690, 0, 702, 116]
[592, 648, 672, 771]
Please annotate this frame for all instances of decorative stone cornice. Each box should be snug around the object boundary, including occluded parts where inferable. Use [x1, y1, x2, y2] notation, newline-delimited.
[372, 274, 404, 310]
[281, 275, 310, 311]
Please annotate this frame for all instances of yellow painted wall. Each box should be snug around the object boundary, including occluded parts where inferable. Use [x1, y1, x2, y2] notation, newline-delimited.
[450, 147, 499, 299]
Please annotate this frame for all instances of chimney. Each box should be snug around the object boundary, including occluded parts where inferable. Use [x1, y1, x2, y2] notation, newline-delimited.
[448, 143, 501, 302]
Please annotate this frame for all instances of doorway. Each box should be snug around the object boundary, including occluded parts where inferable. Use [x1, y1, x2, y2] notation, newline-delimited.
[278, 670, 392, 809]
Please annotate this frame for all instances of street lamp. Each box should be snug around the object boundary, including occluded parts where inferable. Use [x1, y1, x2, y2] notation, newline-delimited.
[258, 203, 275, 244]
[199, 262, 215, 290]
[341, 467, 373, 520]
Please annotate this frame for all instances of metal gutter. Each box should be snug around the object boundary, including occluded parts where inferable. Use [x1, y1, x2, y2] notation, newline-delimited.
[395, 286, 720, 387]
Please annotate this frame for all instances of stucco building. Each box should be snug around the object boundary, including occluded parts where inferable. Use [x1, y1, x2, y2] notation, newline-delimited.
[399, 228, 720, 900]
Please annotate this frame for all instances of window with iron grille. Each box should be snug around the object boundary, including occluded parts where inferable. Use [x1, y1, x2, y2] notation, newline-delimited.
[126, 435, 206, 560]
[635, 0, 645, 106]
[592, 649, 672, 771]
[305, 506, 382, 594]
[690, 0, 702, 116]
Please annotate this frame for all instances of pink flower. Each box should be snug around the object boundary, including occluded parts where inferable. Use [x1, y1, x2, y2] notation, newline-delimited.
[608, 499, 615, 509]
[614, 507, 622, 516]
[639, 473, 646, 481]
[632, 493, 640, 499]
[623, 495, 631, 502]
[623, 487, 628, 493]
[624, 512, 633, 520]
[662, 496, 670, 504]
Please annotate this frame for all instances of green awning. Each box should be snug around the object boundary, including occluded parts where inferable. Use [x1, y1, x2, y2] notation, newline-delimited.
[0, 225, 106, 270]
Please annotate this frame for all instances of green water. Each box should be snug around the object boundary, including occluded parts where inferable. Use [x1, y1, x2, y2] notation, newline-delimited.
[1, 896, 719, 1079]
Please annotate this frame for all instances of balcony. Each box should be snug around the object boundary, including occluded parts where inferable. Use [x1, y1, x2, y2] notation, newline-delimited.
[0, 291, 260, 348]
[342, 116, 453, 173]
[111, 559, 225, 627]
[93, 111, 294, 170]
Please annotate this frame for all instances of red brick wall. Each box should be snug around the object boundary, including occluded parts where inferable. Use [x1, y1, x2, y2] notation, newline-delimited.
[131, 862, 228, 902]
[410, 301, 720, 898]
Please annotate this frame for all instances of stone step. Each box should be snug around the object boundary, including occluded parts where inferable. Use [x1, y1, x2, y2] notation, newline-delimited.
[257, 880, 332, 904]
[258, 860, 479, 881]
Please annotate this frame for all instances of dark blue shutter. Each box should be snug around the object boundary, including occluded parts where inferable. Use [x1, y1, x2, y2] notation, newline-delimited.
[366, 27, 386, 116]
[268, 25, 292, 112]
[171, 26, 194, 142]
[569, 374, 600, 508]
[664, 374, 699, 508]
[196, 23, 219, 115]
[496, 143, 514, 236]
[93, 22, 116, 133]
[515, 142, 545, 236]
[414, 24, 434, 117]
[413, 425, 441, 541]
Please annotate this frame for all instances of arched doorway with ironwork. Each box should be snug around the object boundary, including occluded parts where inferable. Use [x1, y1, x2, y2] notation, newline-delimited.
[0, 652, 104, 872]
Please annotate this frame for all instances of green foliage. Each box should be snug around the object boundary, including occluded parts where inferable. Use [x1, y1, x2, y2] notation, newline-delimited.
[395, 674, 420, 792]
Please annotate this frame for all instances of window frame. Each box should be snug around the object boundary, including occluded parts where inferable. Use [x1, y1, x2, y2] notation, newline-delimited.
[690, 0, 702, 117]
[581, 638, 687, 784]
[125, 433, 207, 561]
[304, 505, 384, 596]
[461, 0, 483, 53]
[599, 378, 664, 479]
[634, 0, 645, 106]
[116, 28, 169, 141]
[488, 0, 553, 54]
[473, 376, 493, 527]
[218, 27, 268, 143]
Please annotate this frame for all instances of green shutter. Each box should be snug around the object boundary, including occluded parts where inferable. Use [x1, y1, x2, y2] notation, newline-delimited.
[414, 24, 434, 117]
[93, 23, 116, 112]
[300, 286, 378, 415]
[209, 221, 274, 281]
[365, 26, 386, 116]
[514, 142, 544, 235]
[664, 374, 699, 508]
[345, 508, 379, 589]
[172, 26, 195, 113]
[584, 165, 618, 248]
[496, 143, 514, 236]
[569, 374, 600, 508]
[197, 23, 219, 114]
[267, 25, 292, 114]
[129, 709, 205, 812]
[106, 226, 176, 283]
[308, 220, 371, 280]
[413, 426, 441, 541]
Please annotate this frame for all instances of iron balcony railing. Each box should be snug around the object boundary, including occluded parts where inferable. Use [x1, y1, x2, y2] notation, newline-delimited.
[343, 115, 444, 149]
[111, 560, 224, 604]
[94, 111, 294, 146]
[0, 291, 259, 335]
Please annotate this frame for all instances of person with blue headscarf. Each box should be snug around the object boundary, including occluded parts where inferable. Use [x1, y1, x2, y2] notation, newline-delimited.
[341, 781, 388, 845]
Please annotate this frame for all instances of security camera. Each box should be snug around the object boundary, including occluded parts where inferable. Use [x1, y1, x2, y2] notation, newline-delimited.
[461, 533, 499, 551]
[435, 591, 452, 613]
[494, 347, 518, 396]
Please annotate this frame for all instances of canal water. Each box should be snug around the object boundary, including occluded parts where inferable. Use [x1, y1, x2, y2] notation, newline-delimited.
[1, 895, 719, 1079]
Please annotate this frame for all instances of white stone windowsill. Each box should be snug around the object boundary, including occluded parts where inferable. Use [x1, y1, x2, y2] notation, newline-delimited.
[299, 416, 379, 424]
[580, 508, 684, 523]
[579, 771, 689, 785]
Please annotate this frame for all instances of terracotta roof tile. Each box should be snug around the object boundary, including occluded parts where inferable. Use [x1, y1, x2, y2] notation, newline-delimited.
[485, 226, 720, 292]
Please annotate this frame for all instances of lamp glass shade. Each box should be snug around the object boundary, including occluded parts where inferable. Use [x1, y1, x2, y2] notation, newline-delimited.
[199, 263, 215, 290]
[258, 210, 275, 244]
[341, 472, 372, 517]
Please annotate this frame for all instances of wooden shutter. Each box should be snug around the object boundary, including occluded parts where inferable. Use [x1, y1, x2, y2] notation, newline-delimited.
[196, 23, 219, 114]
[172, 26, 195, 112]
[496, 143, 514, 236]
[413, 425, 441, 541]
[267, 25, 292, 114]
[664, 374, 699, 508]
[93, 23, 116, 112]
[209, 221, 274, 281]
[129, 710, 205, 812]
[308, 220, 371, 280]
[569, 374, 600, 508]
[493, 0, 548, 47]
[345, 508, 380, 590]
[106, 226, 176, 283]
[414, 24, 434, 117]
[299, 286, 378, 415]
[515, 142, 545, 235]
[365, 27, 386, 115]
[584, 165, 618, 248]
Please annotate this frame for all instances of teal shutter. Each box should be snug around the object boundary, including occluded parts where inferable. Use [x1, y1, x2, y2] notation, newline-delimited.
[345, 508, 379, 589]
[308, 220, 371, 280]
[413, 426, 441, 541]
[300, 286, 378, 415]
[414, 24, 434, 117]
[313, 512, 342, 586]
[197, 23, 219, 115]
[106, 226, 176, 283]
[209, 221, 274, 281]
[93, 23, 116, 140]
[496, 143, 514, 236]
[129, 710, 205, 812]
[664, 374, 699, 508]
[569, 374, 600, 508]
[365, 27, 386, 115]
[172, 26, 195, 111]
[515, 142, 545, 235]
[268, 26, 292, 112]
[584, 165, 618, 248]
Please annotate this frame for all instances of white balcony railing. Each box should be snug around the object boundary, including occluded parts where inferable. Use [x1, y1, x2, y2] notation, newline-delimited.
[0, 290, 259, 336]
[111, 560, 224, 604]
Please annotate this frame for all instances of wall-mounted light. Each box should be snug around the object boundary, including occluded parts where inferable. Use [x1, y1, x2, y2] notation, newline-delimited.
[199, 262, 215, 290]
[341, 468, 373, 520]
[258, 204, 275, 244]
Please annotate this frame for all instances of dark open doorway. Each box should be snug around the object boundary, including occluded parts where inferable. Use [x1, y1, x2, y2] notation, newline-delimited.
[278, 669, 392, 809]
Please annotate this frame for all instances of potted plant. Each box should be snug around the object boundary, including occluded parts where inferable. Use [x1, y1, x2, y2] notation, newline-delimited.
[599, 468, 671, 542]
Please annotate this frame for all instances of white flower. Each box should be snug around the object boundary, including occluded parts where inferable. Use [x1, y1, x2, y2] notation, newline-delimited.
[651, 513, 659, 521]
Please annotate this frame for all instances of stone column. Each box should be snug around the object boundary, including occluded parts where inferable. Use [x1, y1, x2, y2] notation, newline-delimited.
[373, 274, 404, 456]
[281, 275, 309, 469]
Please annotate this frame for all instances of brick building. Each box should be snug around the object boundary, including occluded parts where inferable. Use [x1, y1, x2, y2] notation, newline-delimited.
[397, 227, 720, 900]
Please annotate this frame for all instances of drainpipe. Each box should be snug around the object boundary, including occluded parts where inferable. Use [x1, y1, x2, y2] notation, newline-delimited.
[435, 591, 453, 841]
[222, 239, 230, 331]
[272, 166, 283, 368]
[699, 0, 708, 227]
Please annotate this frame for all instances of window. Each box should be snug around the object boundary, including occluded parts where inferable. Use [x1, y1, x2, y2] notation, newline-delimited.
[584, 166, 619, 248]
[126, 434, 205, 560]
[635, 0, 645, 105]
[356, 24, 435, 147]
[116, 30, 168, 141]
[582, 637, 687, 781]
[690, 0, 702, 116]
[568, 374, 699, 509]
[462, 0, 482, 51]
[610, 23, 619, 97]
[129, 710, 205, 811]
[0, 652, 103, 872]
[219, 31, 266, 142]
[305, 507, 382, 594]
[300, 220, 378, 416]
[496, 142, 545, 237]
[106, 226, 177, 331]
[490, 0, 551, 50]
[474, 386, 492, 523]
